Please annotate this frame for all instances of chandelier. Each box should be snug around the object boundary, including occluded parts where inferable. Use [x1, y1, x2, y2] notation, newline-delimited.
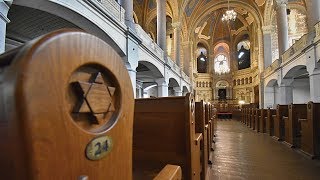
[221, 0, 237, 22]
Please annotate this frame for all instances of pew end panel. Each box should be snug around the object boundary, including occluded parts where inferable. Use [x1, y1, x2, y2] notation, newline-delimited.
[195, 101, 208, 180]
[273, 105, 288, 141]
[300, 102, 320, 158]
[0, 30, 134, 179]
[285, 104, 307, 148]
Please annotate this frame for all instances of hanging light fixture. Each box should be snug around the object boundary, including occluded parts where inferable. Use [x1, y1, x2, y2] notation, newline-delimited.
[221, 0, 237, 22]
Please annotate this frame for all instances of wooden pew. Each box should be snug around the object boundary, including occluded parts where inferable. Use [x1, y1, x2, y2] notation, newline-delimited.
[266, 108, 276, 136]
[251, 108, 256, 130]
[241, 108, 245, 123]
[247, 108, 251, 127]
[195, 101, 209, 180]
[299, 102, 320, 159]
[209, 103, 215, 139]
[259, 109, 267, 133]
[254, 108, 260, 132]
[0, 30, 181, 180]
[273, 105, 288, 141]
[283, 104, 307, 148]
[133, 93, 201, 180]
[205, 103, 214, 153]
[246, 108, 250, 126]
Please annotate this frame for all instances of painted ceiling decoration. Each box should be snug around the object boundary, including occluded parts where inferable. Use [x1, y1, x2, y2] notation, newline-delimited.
[255, 0, 266, 6]
[195, 21, 211, 40]
[185, 0, 200, 17]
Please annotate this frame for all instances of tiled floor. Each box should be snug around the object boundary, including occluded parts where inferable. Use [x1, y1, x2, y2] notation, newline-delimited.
[208, 120, 320, 180]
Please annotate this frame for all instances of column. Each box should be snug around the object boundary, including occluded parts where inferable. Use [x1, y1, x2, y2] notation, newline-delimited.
[0, 1, 10, 53]
[279, 79, 293, 105]
[182, 41, 193, 76]
[306, 0, 320, 31]
[262, 26, 272, 68]
[309, 70, 320, 103]
[120, 0, 135, 30]
[172, 22, 181, 67]
[127, 67, 137, 97]
[275, 0, 289, 55]
[136, 80, 143, 98]
[156, 78, 168, 97]
[173, 87, 182, 96]
[259, 78, 264, 108]
[157, 0, 166, 54]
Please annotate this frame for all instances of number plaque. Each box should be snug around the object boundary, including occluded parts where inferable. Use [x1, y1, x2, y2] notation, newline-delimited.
[86, 136, 113, 160]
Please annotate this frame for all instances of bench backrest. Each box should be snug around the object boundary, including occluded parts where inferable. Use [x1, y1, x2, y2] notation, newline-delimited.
[0, 30, 134, 179]
[133, 93, 198, 179]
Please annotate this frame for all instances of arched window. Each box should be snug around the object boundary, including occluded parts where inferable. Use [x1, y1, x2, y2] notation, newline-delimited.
[214, 54, 230, 74]
[237, 40, 251, 70]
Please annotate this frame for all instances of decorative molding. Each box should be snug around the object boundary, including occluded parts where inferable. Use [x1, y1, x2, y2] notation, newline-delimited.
[171, 22, 182, 29]
[262, 25, 272, 34]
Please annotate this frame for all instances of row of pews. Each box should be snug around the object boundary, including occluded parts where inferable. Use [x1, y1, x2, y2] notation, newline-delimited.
[0, 30, 216, 179]
[134, 98, 216, 180]
[238, 103, 320, 159]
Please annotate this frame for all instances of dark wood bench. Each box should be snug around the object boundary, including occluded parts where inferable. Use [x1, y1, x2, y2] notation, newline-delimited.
[195, 100, 209, 180]
[0, 30, 181, 180]
[247, 108, 251, 126]
[251, 108, 256, 130]
[254, 109, 261, 132]
[133, 93, 201, 180]
[259, 109, 267, 133]
[266, 108, 276, 136]
[273, 105, 289, 141]
[205, 102, 214, 153]
[299, 102, 320, 159]
[241, 108, 246, 123]
[284, 104, 307, 148]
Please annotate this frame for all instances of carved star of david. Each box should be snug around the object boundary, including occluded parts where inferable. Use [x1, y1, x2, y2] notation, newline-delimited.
[71, 72, 116, 125]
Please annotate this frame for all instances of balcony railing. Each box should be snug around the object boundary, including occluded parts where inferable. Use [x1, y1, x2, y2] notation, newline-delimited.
[92, 0, 125, 23]
[167, 56, 181, 74]
[282, 34, 308, 62]
[135, 24, 165, 61]
[263, 59, 281, 77]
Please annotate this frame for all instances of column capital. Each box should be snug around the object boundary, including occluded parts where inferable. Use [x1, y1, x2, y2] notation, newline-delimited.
[172, 22, 182, 29]
[274, 0, 288, 8]
[262, 25, 272, 34]
[155, 78, 168, 86]
[182, 41, 193, 46]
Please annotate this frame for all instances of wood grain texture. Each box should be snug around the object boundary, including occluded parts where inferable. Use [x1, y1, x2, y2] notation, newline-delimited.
[0, 30, 134, 180]
[195, 101, 208, 180]
[274, 105, 288, 141]
[266, 109, 276, 136]
[205, 103, 212, 155]
[254, 108, 260, 132]
[284, 104, 306, 148]
[259, 109, 266, 133]
[154, 165, 182, 180]
[300, 102, 320, 158]
[133, 94, 201, 180]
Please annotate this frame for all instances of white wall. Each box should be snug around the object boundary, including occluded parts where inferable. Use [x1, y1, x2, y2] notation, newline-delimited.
[147, 86, 157, 97]
[292, 78, 310, 104]
[274, 86, 280, 108]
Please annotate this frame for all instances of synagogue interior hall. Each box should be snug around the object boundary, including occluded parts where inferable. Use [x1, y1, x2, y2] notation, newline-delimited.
[1, 0, 320, 179]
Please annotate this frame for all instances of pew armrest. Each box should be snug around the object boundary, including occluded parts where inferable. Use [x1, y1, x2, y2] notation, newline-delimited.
[205, 124, 209, 130]
[194, 133, 203, 146]
[153, 165, 182, 180]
